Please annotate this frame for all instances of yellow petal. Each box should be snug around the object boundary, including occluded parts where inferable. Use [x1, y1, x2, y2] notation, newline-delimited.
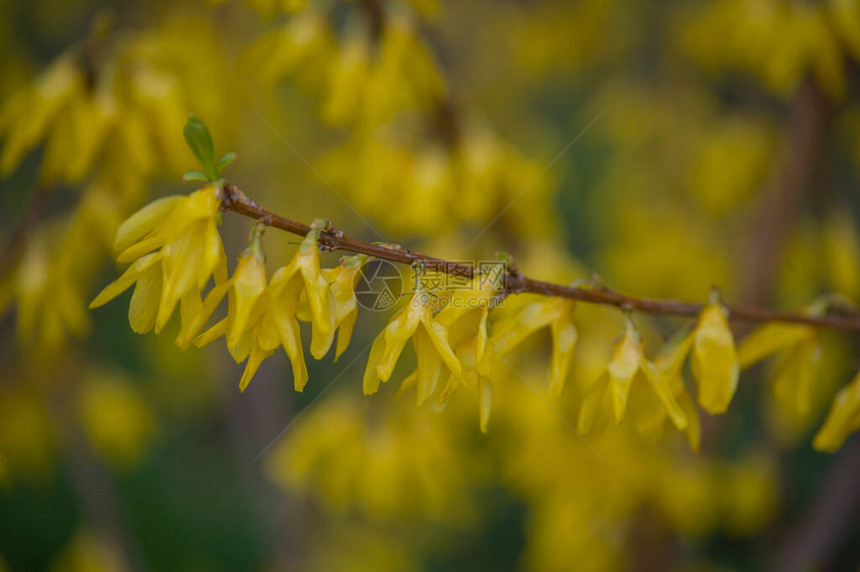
[549, 316, 577, 399]
[270, 303, 308, 392]
[376, 297, 422, 381]
[813, 370, 860, 452]
[396, 371, 419, 398]
[414, 327, 443, 406]
[578, 374, 612, 435]
[363, 334, 387, 395]
[419, 317, 462, 377]
[771, 338, 821, 418]
[677, 388, 701, 452]
[127, 262, 162, 334]
[114, 195, 182, 251]
[89, 252, 162, 309]
[737, 323, 812, 370]
[490, 299, 564, 355]
[175, 280, 232, 350]
[691, 303, 739, 414]
[195, 317, 228, 348]
[117, 237, 164, 264]
[228, 253, 267, 350]
[641, 361, 688, 431]
[478, 376, 493, 433]
[607, 322, 643, 423]
[239, 342, 274, 392]
[654, 327, 694, 377]
[334, 309, 357, 361]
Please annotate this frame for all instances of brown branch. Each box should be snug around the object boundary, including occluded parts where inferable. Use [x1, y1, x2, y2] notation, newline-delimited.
[221, 184, 860, 333]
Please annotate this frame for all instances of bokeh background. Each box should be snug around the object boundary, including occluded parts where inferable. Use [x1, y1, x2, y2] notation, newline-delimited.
[2, 0, 860, 570]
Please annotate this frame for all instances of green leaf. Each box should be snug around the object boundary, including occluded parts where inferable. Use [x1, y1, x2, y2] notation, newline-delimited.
[217, 152, 236, 175]
[182, 170, 209, 182]
[183, 114, 217, 181]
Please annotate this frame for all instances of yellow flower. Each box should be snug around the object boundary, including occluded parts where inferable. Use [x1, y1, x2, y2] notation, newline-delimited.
[691, 299, 739, 414]
[90, 185, 226, 334]
[363, 282, 462, 397]
[321, 254, 366, 361]
[578, 319, 687, 440]
[195, 250, 308, 392]
[78, 373, 157, 469]
[737, 322, 815, 370]
[813, 370, 860, 452]
[269, 222, 335, 360]
[738, 322, 820, 416]
[392, 280, 497, 429]
[434, 284, 494, 402]
[487, 296, 567, 356]
[549, 301, 578, 399]
[651, 327, 701, 451]
[0, 55, 84, 177]
[13, 228, 90, 349]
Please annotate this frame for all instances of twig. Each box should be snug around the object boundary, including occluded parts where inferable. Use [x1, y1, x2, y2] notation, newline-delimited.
[221, 184, 860, 333]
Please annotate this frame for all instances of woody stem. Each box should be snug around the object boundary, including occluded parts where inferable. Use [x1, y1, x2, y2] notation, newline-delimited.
[221, 184, 860, 333]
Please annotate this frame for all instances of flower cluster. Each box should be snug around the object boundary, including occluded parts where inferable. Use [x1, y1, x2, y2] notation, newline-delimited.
[88, 174, 860, 452]
[85, 116, 860, 452]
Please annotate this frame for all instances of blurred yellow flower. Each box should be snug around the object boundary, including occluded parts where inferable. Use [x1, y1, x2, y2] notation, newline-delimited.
[578, 319, 687, 440]
[270, 223, 336, 360]
[691, 300, 739, 414]
[363, 281, 461, 397]
[78, 373, 158, 469]
[814, 370, 860, 452]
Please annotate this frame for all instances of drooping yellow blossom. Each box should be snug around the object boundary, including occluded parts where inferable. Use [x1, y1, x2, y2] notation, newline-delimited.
[548, 302, 578, 399]
[321, 254, 366, 361]
[738, 322, 815, 370]
[433, 284, 495, 401]
[13, 229, 91, 349]
[392, 279, 499, 430]
[264, 393, 477, 524]
[738, 322, 821, 417]
[4, 184, 121, 350]
[90, 184, 226, 334]
[486, 296, 577, 394]
[813, 370, 860, 452]
[0, 54, 85, 177]
[691, 298, 739, 414]
[651, 327, 701, 451]
[363, 280, 462, 397]
[269, 222, 336, 360]
[578, 319, 688, 441]
[195, 249, 308, 392]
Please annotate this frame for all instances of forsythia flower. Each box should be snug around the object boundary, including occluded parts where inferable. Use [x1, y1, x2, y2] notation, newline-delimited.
[578, 319, 688, 440]
[194, 223, 353, 392]
[363, 280, 462, 397]
[813, 370, 860, 452]
[269, 221, 336, 360]
[651, 327, 701, 451]
[486, 295, 577, 397]
[321, 254, 366, 361]
[89, 184, 226, 334]
[691, 298, 739, 414]
[194, 248, 305, 392]
[738, 323, 820, 416]
[396, 281, 497, 427]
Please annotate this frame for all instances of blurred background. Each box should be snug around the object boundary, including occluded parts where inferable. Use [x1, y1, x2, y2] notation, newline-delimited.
[2, 0, 860, 570]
